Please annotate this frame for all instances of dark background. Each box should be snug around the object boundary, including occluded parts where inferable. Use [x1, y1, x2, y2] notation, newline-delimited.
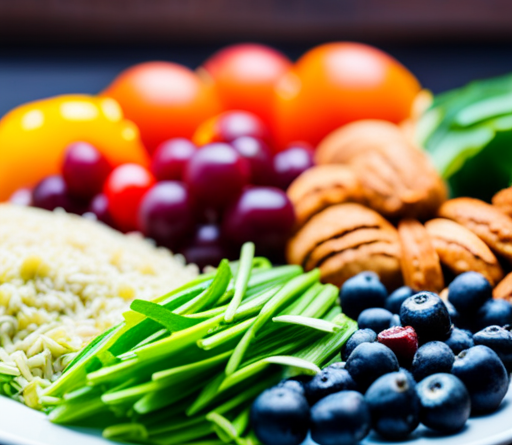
[2, 0, 512, 118]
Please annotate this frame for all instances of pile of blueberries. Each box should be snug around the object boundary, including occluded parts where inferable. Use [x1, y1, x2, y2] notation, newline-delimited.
[250, 271, 512, 445]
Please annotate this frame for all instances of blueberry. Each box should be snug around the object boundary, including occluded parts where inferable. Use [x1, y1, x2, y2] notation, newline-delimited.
[452, 345, 509, 413]
[250, 387, 310, 445]
[305, 367, 358, 405]
[448, 272, 492, 314]
[341, 328, 377, 361]
[310, 391, 371, 445]
[277, 379, 306, 397]
[473, 325, 512, 372]
[416, 373, 471, 433]
[445, 328, 474, 355]
[385, 286, 414, 314]
[365, 371, 420, 440]
[345, 342, 399, 392]
[339, 272, 388, 320]
[444, 300, 461, 327]
[411, 341, 455, 382]
[475, 299, 512, 331]
[400, 292, 452, 343]
[357, 308, 393, 333]
[389, 314, 402, 328]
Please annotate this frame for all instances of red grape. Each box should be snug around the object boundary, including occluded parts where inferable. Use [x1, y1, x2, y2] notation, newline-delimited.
[138, 181, 195, 250]
[150, 138, 196, 181]
[181, 224, 232, 269]
[88, 193, 114, 226]
[272, 143, 315, 190]
[231, 136, 273, 185]
[218, 111, 270, 142]
[33, 175, 86, 214]
[62, 142, 112, 200]
[9, 188, 33, 206]
[222, 186, 295, 256]
[103, 164, 155, 232]
[184, 143, 250, 210]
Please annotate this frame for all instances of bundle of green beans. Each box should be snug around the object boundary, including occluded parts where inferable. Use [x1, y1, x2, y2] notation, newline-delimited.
[42, 243, 356, 445]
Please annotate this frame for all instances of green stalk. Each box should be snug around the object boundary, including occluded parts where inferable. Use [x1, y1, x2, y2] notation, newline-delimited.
[225, 269, 320, 375]
[197, 318, 256, 351]
[225, 243, 255, 323]
[151, 423, 214, 445]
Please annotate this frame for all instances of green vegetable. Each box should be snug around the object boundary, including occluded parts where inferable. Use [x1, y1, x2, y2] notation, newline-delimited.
[43, 244, 356, 444]
[416, 73, 512, 201]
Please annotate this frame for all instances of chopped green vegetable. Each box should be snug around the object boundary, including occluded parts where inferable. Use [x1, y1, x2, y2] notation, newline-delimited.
[44, 244, 356, 444]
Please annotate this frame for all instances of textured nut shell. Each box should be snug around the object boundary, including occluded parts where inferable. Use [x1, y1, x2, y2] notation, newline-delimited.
[438, 197, 512, 262]
[286, 203, 402, 289]
[287, 165, 363, 229]
[315, 120, 447, 220]
[425, 218, 503, 286]
[494, 272, 512, 301]
[492, 187, 512, 218]
[398, 219, 444, 292]
[315, 120, 403, 165]
[319, 242, 403, 290]
[287, 203, 396, 266]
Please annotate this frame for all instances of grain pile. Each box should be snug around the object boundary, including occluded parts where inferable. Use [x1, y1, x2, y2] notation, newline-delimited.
[0, 204, 197, 403]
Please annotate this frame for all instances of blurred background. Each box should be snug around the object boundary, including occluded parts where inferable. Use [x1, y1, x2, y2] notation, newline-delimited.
[2, 0, 512, 118]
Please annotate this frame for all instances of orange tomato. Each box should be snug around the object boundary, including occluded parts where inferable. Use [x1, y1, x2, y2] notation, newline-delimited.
[102, 62, 222, 154]
[272, 42, 421, 149]
[202, 44, 292, 128]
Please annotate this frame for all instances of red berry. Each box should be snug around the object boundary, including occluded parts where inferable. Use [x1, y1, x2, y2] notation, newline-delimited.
[103, 164, 155, 232]
[62, 142, 112, 200]
[150, 138, 196, 181]
[378, 326, 418, 367]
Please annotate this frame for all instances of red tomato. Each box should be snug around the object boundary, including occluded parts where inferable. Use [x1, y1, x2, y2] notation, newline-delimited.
[104, 163, 155, 232]
[202, 44, 292, 128]
[272, 42, 421, 149]
[102, 62, 222, 154]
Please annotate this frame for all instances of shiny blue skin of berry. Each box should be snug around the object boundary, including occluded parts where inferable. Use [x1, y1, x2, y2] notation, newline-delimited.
[341, 328, 377, 362]
[445, 328, 474, 355]
[365, 371, 420, 440]
[475, 299, 512, 331]
[411, 341, 455, 382]
[310, 391, 371, 445]
[345, 342, 399, 392]
[357, 308, 393, 334]
[305, 367, 358, 405]
[385, 286, 414, 314]
[250, 387, 310, 445]
[473, 325, 512, 373]
[448, 272, 492, 315]
[451, 345, 509, 414]
[416, 373, 471, 433]
[400, 292, 452, 343]
[339, 272, 388, 320]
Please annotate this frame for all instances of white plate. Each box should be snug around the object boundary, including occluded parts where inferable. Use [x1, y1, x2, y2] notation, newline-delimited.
[0, 387, 512, 445]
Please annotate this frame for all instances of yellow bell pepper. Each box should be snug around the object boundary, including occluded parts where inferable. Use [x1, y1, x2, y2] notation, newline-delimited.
[0, 94, 149, 200]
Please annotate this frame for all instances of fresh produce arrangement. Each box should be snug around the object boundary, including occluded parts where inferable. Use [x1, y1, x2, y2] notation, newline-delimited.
[41, 243, 356, 445]
[1, 42, 420, 267]
[2, 38, 512, 445]
[251, 271, 512, 445]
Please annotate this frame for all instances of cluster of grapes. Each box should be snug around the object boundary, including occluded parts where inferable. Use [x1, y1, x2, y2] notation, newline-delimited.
[12, 111, 314, 268]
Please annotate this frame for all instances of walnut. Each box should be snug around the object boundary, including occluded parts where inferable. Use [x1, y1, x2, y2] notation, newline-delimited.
[315, 120, 447, 220]
[398, 219, 444, 292]
[438, 197, 512, 263]
[287, 165, 363, 230]
[425, 218, 503, 286]
[286, 203, 402, 289]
